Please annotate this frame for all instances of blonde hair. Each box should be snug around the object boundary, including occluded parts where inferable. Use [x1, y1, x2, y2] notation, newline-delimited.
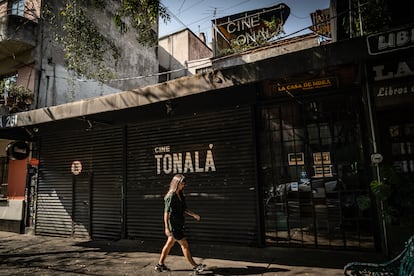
[164, 174, 185, 200]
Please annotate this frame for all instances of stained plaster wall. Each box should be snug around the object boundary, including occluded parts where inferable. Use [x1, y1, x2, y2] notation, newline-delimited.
[35, 0, 158, 107]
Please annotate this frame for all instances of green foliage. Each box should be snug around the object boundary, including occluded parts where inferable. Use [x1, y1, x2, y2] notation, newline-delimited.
[59, 1, 120, 80]
[343, 0, 392, 36]
[0, 79, 33, 113]
[370, 180, 391, 201]
[113, 0, 170, 46]
[356, 194, 371, 211]
[263, 16, 284, 39]
[44, 0, 169, 81]
[370, 165, 414, 226]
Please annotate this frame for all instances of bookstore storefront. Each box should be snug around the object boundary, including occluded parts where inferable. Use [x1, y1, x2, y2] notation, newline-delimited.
[256, 69, 377, 250]
[367, 40, 414, 252]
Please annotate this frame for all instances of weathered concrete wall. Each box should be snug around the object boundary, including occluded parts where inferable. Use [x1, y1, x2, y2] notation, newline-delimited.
[35, 0, 158, 107]
[159, 29, 212, 80]
[0, 199, 24, 233]
[0, 140, 10, 157]
[17, 65, 36, 92]
[188, 32, 212, 61]
[212, 34, 320, 70]
[159, 31, 189, 80]
[187, 58, 212, 75]
[0, 199, 24, 220]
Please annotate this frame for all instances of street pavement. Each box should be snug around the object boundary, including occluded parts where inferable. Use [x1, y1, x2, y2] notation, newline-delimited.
[0, 231, 385, 275]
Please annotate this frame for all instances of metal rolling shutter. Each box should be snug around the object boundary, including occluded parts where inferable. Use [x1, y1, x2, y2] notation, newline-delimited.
[126, 106, 259, 246]
[36, 127, 123, 240]
[89, 128, 124, 240]
[36, 131, 87, 237]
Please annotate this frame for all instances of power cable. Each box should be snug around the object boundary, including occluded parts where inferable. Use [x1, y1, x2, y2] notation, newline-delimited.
[161, 4, 188, 30]
[76, 60, 213, 83]
[181, 0, 205, 13]
[178, 0, 186, 14]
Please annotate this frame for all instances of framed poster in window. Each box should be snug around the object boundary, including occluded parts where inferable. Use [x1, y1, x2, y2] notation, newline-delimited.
[288, 152, 304, 166]
[313, 165, 333, 177]
[313, 152, 331, 165]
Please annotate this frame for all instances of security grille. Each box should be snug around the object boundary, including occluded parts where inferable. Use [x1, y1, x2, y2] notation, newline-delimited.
[258, 93, 375, 250]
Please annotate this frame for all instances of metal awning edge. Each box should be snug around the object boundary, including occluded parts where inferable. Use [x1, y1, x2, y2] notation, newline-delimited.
[5, 70, 232, 129]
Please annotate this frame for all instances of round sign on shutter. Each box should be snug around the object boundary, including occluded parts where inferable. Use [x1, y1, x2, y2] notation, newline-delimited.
[71, 161, 82, 175]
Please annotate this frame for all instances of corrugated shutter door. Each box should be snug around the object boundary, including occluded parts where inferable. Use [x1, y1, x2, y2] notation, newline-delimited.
[37, 131, 91, 237]
[126, 106, 259, 246]
[89, 129, 124, 240]
[36, 127, 123, 240]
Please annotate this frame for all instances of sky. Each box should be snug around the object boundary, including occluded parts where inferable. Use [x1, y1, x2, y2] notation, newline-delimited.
[159, 0, 330, 42]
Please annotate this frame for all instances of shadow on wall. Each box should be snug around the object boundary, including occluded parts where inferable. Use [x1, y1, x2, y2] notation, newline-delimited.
[158, 46, 188, 82]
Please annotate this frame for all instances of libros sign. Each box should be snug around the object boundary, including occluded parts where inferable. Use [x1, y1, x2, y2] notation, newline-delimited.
[371, 60, 414, 108]
[367, 24, 414, 55]
[214, 3, 290, 54]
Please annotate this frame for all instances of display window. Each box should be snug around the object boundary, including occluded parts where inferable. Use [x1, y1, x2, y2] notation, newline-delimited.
[258, 93, 375, 250]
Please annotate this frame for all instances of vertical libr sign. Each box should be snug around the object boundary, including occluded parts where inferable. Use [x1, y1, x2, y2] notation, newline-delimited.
[213, 3, 290, 55]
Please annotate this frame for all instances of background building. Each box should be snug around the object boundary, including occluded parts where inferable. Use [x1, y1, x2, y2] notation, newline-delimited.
[158, 28, 212, 82]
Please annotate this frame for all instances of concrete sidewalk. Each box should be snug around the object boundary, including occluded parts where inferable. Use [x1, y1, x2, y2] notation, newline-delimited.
[0, 231, 385, 275]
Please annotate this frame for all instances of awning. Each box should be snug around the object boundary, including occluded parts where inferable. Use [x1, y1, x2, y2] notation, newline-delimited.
[0, 70, 233, 140]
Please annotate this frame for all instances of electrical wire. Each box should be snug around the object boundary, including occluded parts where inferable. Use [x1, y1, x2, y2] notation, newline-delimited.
[2, 2, 363, 86]
[178, 0, 186, 14]
[75, 60, 213, 82]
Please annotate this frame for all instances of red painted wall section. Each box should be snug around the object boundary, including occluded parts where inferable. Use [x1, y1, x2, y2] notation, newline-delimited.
[7, 159, 27, 199]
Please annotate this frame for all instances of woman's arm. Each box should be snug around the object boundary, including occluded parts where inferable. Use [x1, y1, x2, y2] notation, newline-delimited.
[185, 209, 200, 221]
[164, 212, 171, 236]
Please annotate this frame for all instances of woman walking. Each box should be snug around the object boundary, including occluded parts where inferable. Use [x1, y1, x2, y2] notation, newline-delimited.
[155, 174, 205, 274]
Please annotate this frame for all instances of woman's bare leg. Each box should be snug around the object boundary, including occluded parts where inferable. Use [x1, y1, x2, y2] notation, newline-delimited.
[158, 236, 175, 264]
[177, 239, 197, 267]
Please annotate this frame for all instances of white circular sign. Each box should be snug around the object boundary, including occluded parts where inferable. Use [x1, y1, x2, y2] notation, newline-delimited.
[71, 161, 82, 175]
[371, 153, 383, 164]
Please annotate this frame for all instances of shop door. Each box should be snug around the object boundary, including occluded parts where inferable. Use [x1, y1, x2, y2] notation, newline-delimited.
[376, 109, 414, 251]
[258, 93, 376, 250]
[36, 126, 123, 240]
[73, 174, 91, 238]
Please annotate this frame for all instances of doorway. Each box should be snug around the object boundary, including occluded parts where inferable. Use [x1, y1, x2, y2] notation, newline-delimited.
[376, 108, 414, 252]
[73, 174, 92, 238]
[258, 93, 376, 250]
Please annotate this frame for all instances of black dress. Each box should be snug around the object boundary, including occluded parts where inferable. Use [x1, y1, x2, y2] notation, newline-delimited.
[164, 192, 187, 240]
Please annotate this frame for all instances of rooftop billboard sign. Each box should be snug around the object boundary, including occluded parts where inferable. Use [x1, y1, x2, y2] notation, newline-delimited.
[310, 9, 331, 38]
[213, 3, 290, 56]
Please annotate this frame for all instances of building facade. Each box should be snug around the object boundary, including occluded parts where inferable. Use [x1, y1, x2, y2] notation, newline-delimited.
[0, 0, 158, 233]
[1, 32, 413, 253]
[0, 0, 413, 255]
[158, 28, 213, 82]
